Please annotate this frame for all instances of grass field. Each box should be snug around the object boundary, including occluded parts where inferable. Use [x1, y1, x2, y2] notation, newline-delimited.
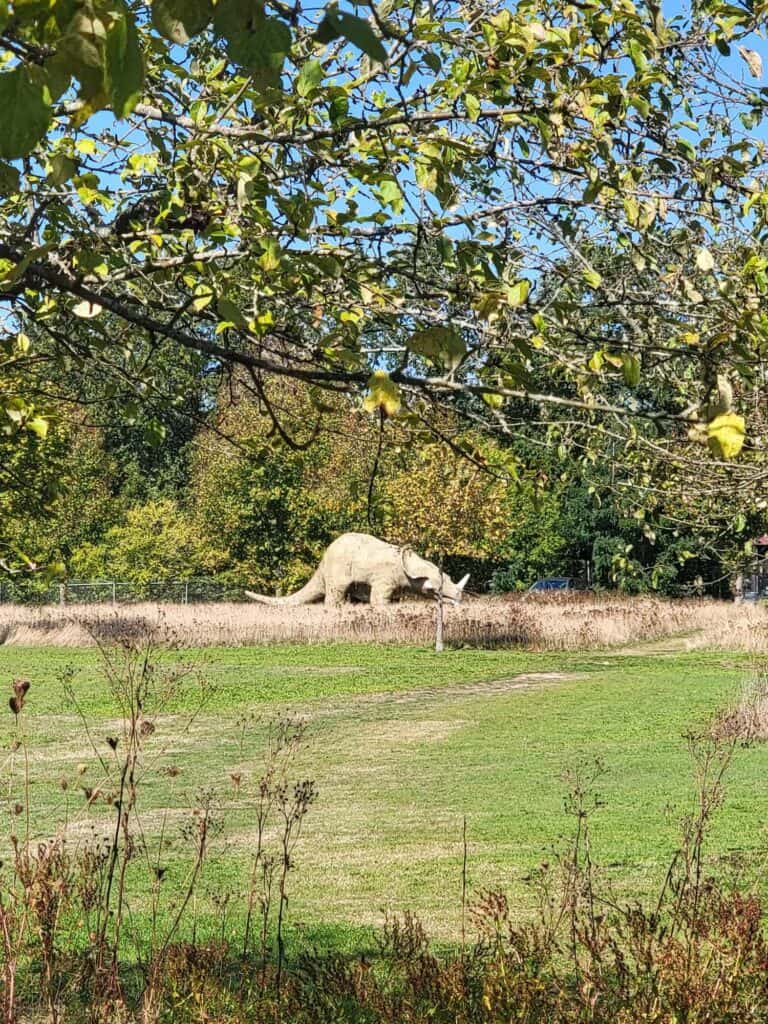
[1, 640, 767, 954]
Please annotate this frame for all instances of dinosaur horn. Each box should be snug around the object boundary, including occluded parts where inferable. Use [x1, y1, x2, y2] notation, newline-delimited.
[457, 573, 470, 591]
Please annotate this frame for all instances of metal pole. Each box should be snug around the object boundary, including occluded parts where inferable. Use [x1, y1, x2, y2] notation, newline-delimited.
[184, 581, 189, 605]
[59, 583, 65, 607]
[435, 554, 445, 653]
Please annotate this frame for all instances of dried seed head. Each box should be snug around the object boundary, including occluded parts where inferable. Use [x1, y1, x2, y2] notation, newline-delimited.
[59, 777, 69, 792]
[77, 763, 87, 776]
[8, 697, 20, 716]
[106, 736, 118, 750]
[13, 803, 23, 816]
[12, 679, 30, 698]
[139, 719, 156, 737]
[230, 772, 242, 788]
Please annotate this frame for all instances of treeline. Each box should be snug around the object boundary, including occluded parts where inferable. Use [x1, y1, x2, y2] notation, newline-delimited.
[0, 376, 737, 601]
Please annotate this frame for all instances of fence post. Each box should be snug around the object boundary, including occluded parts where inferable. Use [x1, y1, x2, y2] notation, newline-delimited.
[58, 583, 66, 607]
[112, 581, 117, 605]
[184, 581, 189, 605]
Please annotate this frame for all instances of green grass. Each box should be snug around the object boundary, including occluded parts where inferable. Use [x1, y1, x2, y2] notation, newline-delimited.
[0, 642, 764, 948]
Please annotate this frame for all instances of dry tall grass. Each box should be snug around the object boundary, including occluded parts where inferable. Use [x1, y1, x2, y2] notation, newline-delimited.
[712, 669, 768, 741]
[0, 592, 765, 650]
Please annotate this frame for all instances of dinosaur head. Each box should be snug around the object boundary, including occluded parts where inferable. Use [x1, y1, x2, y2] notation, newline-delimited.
[402, 549, 470, 603]
[424, 571, 470, 604]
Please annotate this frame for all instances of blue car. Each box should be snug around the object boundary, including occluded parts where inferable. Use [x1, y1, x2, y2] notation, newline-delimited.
[528, 577, 588, 593]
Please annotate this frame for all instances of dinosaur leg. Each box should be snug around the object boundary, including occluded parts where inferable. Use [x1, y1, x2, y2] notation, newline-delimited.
[370, 583, 395, 606]
[324, 581, 347, 607]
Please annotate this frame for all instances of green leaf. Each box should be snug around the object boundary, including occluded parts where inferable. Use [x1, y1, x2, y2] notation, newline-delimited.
[621, 353, 641, 387]
[216, 297, 247, 327]
[214, 0, 291, 86]
[482, 391, 504, 409]
[26, 416, 49, 439]
[464, 93, 480, 119]
[152, 0, 213, 44]
[297, 58, 323, 97]
[588, 350, 604, 373]
[47, 153, 77, 186]
[259, 237, 282, 271]
[376, 178, 403, 213]
[582, 268, 602, 288]
[106, 1, 144, 117]
[506, 279, 530, 306]
[0, 68, 52, 160]
[315, 4, 387, 64]
[192, 284, 214, 311]
[144, 419, 167, 448]
[0, 160, 20, 195]
[363, 370, 401, 416]
[409, 326, 467, 367]
[707, 413, 746, 459]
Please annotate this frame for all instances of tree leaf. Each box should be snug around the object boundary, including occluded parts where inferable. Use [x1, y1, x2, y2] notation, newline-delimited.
[192, 284, 214, 311]
[152, 0, 213, 44]
[297, 58, 323, 97]
[695, 247, 714, 272]
[506, 279, 530, 306]
[0, 68, 52, 159]
[47, 153, 78, 186]
[315, 4, 387, 64]
[259, 237, 282, 271]
[621, 353, 641, 387]
[144, 419, 167, 448]
[376, 178, 403, 213]
[106, 1, 144, 117]
[409, 326, 466, 367]
[363, 370, 401, 416]
[0, 160, 20, 195]
[72, 300, 103, 318]
[26, 416, 49, 439]
[482, 391, 504, 409]
[582, 268, 602, 288]
[738, 46, 762, 79]
[707, 413, 746, 459]
[214, 0, 291, 86]
[216, 297, 246, 327]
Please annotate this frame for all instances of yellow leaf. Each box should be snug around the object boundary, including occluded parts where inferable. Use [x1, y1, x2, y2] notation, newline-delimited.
[506, 279, 530, 306]
[193, 284, 214, 311]
[707, 413, 745, 459]
[695, 247, 714, 272]
[26, 416, 48, 438]
[739, 46, 762, 79]
[363, 370, 401, 417]
[482, 391, 504, 409]
[72, 300, 102, 318]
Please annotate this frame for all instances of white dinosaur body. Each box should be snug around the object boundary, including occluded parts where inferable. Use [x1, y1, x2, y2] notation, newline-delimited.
[246, 532, 469, 607]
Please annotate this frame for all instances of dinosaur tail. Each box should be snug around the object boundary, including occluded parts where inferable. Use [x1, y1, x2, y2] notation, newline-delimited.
[245, 566, 325, 606]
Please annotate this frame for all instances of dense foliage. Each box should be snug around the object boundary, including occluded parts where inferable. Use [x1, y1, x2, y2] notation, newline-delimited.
[0, 382, 747, 597]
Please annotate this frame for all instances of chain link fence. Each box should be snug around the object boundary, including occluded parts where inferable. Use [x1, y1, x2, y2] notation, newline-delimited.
[0, 579, 250, 605]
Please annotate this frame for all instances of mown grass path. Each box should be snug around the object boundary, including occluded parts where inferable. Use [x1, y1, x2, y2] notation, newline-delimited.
[0, 643, 764, 947]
